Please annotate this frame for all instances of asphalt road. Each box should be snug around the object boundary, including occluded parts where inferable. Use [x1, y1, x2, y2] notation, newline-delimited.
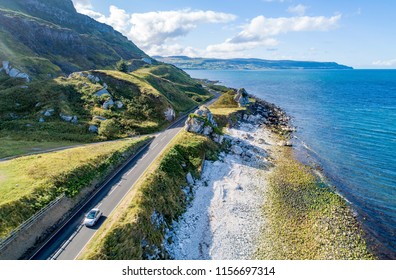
[31, 94, 219, 260]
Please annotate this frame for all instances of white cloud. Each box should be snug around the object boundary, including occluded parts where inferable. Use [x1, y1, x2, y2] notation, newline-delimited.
[372, 59, 396, 66]
[206, 14, 341, 55]
[72, 0, 104, 18]
[73, 4, 237, 56]
[127, 10, 236, 47]
[287, 4, 308, 16]
[94, 6, 131, 34]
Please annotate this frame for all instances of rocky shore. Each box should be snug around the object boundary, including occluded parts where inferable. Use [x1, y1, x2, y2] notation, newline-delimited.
[164, 93, 373, 260]
[165, 96, 286, 259]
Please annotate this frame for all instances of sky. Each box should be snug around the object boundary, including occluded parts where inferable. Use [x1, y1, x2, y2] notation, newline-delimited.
[71, 0, 396, 69]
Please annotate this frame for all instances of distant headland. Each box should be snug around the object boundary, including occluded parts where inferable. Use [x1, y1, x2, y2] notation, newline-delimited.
[155, 56, 353, 70]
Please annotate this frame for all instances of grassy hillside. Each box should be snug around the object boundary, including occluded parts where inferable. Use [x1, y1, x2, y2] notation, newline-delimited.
[0, 137, 150, 238]
[0, 65, 212, 158]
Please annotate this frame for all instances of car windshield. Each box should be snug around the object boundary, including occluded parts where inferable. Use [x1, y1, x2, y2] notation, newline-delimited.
[87, 210, 97, 219]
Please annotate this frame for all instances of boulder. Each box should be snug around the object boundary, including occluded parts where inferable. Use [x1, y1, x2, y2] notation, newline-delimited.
[89, 125, 99, 133]
[94, 88, 110, 97]
[234, 88, 250, 107]
[186, 172, 195, 185]
[2, 61, 30, 82]
[213, 134, 224, 144]
[43, 108, 54, 117]
[87, 74, 100, 83]
[203, 125, 213, 136]
[185, 116, 205, 134]
[278, 140, 292, 147]
[93, 116, 107, 121]
[103, 99, 114, 110]
[115, 101, 124, 109]
[231, 145, 243, 155]
[257, 138, 266, 145]
[60, 113, 77, 123]
[164, 106, 176, 122]
[194, 106, 217, 127]
[60, 114, 73, 122]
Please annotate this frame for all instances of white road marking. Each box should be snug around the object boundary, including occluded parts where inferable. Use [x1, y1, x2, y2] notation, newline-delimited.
[151, 143, 159, 149]
[108, 182, 121, 196]
[126, 166, 136, 176]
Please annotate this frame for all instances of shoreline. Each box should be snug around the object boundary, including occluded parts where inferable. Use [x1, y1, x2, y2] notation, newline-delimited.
[165, 95, 374, 260]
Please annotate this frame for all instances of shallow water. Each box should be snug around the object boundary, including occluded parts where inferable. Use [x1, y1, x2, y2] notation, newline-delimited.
[187, 69, 396, 258]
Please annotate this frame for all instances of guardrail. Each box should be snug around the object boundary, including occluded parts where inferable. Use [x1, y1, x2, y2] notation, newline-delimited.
[0, 194, 65, 251]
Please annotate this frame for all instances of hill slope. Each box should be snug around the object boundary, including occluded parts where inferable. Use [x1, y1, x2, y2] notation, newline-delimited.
[0, 0, 147, 77]
[0, 0, 212, 152]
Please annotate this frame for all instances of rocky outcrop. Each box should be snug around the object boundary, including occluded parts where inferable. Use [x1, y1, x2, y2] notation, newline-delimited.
[103, 99, 114, 110]
[234, 88, 250, 107]
[115, 101, 124, 109]
[60, 113, 78, 124]
[43, 108, 54, 117]
[1, 61, 31, 82]
[185, 106, 223, 144]
[94, 88, 110, 97]
[88, 125, 99, 134]
[164, 106, 176, 122]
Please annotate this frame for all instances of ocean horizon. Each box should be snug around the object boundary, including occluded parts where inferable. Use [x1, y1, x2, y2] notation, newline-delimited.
[187, 69, 396, 259]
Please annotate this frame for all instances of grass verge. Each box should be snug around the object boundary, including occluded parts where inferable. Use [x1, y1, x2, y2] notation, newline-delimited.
[256, 147, 375, 259]
[0, 137, 150, 238]
[79, 131, 219, 259]
[0, 138, 80, 159]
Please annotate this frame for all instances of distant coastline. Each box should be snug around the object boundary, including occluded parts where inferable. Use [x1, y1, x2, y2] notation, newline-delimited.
[155, 56, 353, 70]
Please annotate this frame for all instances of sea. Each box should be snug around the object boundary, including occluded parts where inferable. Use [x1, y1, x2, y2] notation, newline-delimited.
[187, 69, 396, 259]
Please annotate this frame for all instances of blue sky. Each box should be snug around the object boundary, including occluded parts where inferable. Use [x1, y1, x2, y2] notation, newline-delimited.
[72, 0, 396, 68]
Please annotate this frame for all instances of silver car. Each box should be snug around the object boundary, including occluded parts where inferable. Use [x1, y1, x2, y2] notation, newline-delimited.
[84, 208, 102, 227]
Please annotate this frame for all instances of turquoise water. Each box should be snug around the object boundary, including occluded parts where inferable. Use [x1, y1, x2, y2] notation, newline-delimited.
[187, 69, 396, 259]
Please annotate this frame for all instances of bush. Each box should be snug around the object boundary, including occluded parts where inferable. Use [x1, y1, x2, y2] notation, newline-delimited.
[116, 60, 128, 73]
[99, 119, 121, 139]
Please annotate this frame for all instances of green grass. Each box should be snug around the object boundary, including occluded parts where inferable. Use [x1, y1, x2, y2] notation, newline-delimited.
[0, 138, 80, 159]
[0, 137, 150, 238]
[0, 63, 213, 143]
[79, 131, 219, 259]
[209, 90, 246, 131]
[256, 148, 375, 260]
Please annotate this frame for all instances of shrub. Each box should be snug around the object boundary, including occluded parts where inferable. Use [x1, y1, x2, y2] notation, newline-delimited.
[99, 119, 121, 139]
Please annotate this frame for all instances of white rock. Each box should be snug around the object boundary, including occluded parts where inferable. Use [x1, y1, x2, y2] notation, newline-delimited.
[164, 106, 176, 121]
[186, 172, 195, 185]
[231, 145, 243, 155]
[203, 125, 213, 136]
[103, 99, 114, 110]
[60, 114, 73, 122]
[115, 101, 124, 109]
[94, 88, 110, 97]
[43, 108, 54, 117]
[89, 125, 99, 133]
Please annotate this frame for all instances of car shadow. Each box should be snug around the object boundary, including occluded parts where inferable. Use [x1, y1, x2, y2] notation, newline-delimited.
[84, 216, 107, 230]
